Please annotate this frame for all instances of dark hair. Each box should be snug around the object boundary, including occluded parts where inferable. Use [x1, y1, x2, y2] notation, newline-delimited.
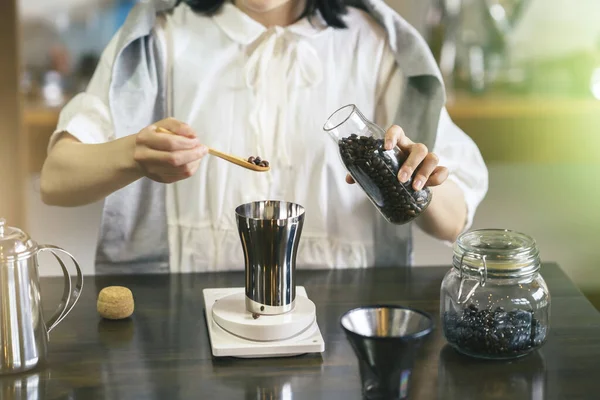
[178, 0, 348, 28]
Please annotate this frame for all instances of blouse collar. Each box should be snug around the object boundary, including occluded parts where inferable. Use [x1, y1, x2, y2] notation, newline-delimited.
[212, 2, 330, 45]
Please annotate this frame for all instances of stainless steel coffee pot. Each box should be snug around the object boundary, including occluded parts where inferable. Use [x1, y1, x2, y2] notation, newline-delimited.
[0, 218, 83, 374]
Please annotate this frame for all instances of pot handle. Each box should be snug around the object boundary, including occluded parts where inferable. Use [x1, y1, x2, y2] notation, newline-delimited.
[38, 245, 84, 334]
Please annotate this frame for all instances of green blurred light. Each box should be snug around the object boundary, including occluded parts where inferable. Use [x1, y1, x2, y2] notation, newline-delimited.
[591, 68, 600, 100]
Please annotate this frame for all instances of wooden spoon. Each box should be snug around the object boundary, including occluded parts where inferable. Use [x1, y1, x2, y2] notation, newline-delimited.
[155, 127, 270, 172]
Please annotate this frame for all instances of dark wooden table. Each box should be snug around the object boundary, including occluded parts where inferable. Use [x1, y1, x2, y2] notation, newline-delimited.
[3, 263, 599, 399]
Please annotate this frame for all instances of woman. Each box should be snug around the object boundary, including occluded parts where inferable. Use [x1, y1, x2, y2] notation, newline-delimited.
[40, 0, 488, 274]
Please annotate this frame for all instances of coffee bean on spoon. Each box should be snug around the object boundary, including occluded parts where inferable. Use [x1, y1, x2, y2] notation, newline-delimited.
[247, 156, 270, 167]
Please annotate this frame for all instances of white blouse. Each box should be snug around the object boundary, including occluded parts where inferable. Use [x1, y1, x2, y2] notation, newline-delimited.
[52, 3, 488, 272]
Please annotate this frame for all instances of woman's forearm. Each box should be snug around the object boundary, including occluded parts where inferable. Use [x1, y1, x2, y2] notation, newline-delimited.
[40, 133, 143, 207]
[416, 179, 467, 243]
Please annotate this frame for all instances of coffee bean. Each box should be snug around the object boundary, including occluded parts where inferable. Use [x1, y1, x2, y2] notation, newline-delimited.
[247, 156, 269, 167]
[338, 135, 431, 223]
[443, 305, 547, 358]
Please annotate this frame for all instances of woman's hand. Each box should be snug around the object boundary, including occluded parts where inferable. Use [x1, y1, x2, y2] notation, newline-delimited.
[345, 124, 468, 242]
[134, 118, 208, 184]
[346, 125, 448, 189]
[41, 118, 207, 207]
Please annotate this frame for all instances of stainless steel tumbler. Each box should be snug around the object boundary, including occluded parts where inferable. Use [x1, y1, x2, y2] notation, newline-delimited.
[235, 201, 305, 315]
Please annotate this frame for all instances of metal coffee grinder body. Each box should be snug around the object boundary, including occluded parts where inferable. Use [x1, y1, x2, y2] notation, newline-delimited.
[235, 201, 305, 315]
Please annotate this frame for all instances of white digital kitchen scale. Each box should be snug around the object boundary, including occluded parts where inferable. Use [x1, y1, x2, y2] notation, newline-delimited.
[203, 286, 325, 358]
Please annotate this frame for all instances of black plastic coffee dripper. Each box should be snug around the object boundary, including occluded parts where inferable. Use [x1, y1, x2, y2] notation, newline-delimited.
[340, 306, 434, 399]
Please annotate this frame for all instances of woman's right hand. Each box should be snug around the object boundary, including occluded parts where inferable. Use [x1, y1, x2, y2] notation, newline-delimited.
[134, 118, 208, 183]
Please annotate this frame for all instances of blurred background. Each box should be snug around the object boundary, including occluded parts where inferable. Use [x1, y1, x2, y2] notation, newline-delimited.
[1, 0, 599, 309]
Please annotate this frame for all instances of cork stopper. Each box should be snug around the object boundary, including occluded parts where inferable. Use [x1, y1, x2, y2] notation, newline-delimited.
[97, 286, 135, 320]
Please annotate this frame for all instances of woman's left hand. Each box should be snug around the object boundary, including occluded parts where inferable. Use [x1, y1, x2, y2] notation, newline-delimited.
[346, 125, 449, 190]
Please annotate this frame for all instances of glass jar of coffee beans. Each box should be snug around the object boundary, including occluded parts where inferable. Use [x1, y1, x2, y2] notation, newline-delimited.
[323, 104, 432, 224]
[440, 229, 550, 360]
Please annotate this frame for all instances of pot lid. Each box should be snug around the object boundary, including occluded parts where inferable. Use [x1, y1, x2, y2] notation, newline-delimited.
[0, 218, 37, 261]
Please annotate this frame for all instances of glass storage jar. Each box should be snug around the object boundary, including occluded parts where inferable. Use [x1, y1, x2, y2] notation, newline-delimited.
[440, 229, 550, 360]
[323, 104, 432, 225]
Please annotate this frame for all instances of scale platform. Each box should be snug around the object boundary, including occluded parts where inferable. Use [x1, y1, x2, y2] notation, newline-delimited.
[203, 286, 325, 358]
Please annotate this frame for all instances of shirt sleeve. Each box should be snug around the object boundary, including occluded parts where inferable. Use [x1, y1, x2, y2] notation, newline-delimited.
[48, 31, 121, 151]
[375, 45, 489, 237]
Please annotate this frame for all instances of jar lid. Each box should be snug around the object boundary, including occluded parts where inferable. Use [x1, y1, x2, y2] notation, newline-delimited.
[453, 229, 540, 278]
[0, 218, 37, 261]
